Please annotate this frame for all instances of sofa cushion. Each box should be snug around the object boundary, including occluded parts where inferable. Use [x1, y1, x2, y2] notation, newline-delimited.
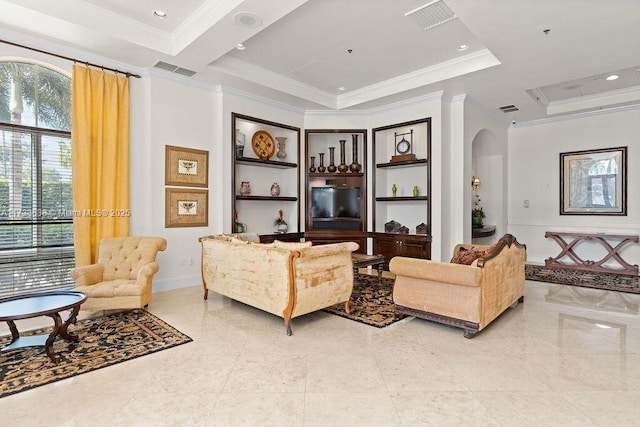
[273, 240, 313, 250]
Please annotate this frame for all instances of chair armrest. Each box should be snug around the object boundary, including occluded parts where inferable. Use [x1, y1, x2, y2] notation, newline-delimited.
[137, 262, 160, 282]
[69, 264, 104, 286]
[389, 256, 482, 287]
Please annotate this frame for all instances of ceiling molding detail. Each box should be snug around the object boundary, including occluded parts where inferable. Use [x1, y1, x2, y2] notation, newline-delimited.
[208, 56, 337, 108]
[172, 0, 245, 54]
[547, 85, 640, 116]
[336, 49, 500, 109]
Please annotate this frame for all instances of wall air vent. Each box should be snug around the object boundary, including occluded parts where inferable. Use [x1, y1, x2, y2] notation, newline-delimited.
[405, 0, 457, 31]
[498, 104, 519, 113]
[153, 61, 196, 77]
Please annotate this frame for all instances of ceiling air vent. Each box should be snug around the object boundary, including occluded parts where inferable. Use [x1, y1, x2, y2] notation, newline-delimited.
[153, 61, 196, 77]
[498, 104, 519, 113]
[405, 0, 457, 31]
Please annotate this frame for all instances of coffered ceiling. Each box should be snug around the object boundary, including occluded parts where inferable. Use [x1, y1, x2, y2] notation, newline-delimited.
[1, 0, 639, 123]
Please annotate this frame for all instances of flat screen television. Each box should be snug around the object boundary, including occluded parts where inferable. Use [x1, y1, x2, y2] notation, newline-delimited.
[311, 187, 361, 219]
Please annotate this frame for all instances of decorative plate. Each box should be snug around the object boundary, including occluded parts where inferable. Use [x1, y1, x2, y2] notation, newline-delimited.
[251, 130, 275, 160]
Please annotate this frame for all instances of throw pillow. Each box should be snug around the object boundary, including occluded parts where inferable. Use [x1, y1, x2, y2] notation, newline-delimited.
[450, 247, 484, 265]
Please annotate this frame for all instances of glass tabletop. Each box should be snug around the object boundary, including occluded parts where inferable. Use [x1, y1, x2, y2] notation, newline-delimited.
[0, 291, 87, 319]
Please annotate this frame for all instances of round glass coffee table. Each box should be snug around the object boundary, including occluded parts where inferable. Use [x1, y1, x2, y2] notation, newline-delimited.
[0, 291, 87, 364]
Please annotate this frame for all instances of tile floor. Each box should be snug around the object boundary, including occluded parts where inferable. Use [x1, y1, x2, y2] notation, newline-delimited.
[2, 277, 640, 426]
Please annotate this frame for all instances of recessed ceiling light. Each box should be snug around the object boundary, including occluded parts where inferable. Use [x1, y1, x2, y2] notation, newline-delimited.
[606, 74, 619, 81]
[234, 12, 262, 28]
[457, 44, 469, 51]
[153, 10, 167, 19]
[338, 86, 345, 91]
[236, 43, 246, 51]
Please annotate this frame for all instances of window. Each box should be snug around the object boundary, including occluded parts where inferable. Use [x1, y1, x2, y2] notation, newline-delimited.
[0, 61, 73, 297]
[586, 159, 617, 208]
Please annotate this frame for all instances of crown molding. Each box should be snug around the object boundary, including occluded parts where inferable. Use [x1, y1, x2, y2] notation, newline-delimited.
[547, 85, 640, 116]
[209, 56, 337, 109]
[336, 49, 500, 109]
[512, 101, 640, 128]
[217, 85, 307, 114]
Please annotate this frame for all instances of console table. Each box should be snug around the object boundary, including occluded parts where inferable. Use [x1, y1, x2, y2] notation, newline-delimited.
[544, 231, 639, 276]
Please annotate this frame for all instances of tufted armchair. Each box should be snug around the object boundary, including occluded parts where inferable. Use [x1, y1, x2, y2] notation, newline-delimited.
[69, 236, 167, 313]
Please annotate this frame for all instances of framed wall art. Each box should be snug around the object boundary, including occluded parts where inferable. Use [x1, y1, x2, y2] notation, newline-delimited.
[165, 188, 208, 227]
[560, 146, 627, 215]
[165, 145, 209, 187]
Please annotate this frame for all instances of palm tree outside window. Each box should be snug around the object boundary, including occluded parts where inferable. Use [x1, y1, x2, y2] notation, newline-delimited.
[0, 61, 73, 297]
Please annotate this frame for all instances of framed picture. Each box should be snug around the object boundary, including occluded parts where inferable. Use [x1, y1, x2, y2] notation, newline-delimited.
[560, 146, 627, 215]
[165, 188, 208, 227]
[165, 145, 209, 187]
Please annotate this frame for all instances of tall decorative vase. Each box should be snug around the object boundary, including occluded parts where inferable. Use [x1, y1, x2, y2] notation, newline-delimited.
[309, 156, 316, 173]
[327, 147, 337, 172]
[275, 137, 287, 159]
[349, 134, 361, 173]
[337, 139, 349, 173]
[392, 184, 397, 197]
[318, 153, 326, 173]
[412, 185, 419, 197]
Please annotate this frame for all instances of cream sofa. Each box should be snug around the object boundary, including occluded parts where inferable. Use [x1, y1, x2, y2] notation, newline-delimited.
[199, 235, 359, 335]
[390, 234, 526, 338]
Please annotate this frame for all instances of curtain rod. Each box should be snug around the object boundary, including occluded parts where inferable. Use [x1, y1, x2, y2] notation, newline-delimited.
[0, 38, 142, 79]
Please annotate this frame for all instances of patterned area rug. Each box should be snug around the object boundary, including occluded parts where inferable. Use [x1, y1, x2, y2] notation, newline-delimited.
[526, 264, 640, 294]
[0, 310, 192, 399]
[323, 274, 407, 328]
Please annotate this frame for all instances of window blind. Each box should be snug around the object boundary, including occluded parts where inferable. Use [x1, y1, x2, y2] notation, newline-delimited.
[0, 125, 74, 298]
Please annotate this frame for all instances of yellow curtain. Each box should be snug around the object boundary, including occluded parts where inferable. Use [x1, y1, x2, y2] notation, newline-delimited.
[71, 65, 130, 265]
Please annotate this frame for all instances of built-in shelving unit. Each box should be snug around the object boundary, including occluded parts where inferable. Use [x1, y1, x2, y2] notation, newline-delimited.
[231, 113, 300, 234]
[372, 118, 432, 267]
[304, 129, 367, 252]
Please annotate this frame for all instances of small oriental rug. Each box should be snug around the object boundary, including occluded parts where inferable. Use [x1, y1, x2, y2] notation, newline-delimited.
[323, 274, 408, 328]
[526, 264, 640, 294]
[0, 310, 192, 399]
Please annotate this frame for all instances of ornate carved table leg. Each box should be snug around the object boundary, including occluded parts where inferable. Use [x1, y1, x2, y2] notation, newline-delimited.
[7, 320, 20, 344]
[59, 305, 81, 342]
[45, 312, 63, 364]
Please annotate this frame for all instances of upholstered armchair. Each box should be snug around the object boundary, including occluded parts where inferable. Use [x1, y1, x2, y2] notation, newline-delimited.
[390, 234, 526, 338]
[69, 236, 167, 313]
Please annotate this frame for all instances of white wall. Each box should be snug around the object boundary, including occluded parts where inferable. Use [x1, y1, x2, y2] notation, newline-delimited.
[448, 95, 509, 254]
[509, 107, 640, 266]
[137, 75, 218, 291]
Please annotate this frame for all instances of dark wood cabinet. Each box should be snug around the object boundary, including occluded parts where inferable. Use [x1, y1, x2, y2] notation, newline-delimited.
[373, 233, 431, 270]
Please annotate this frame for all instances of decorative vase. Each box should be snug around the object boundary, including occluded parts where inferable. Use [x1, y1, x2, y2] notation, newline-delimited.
[392, 184, 397, 197]
[309, 156, 316, 173]
[275, 137, 287, 159]
[327, 147, 337, 172]
[349, 134, 361, 173]
[318, 153, 326, 173]
[413, 185, 419, 197]
[239, 181, 251, 195]
[270, 182, 280, 197]
[277, 222, 288, 233]
[337, 139, 349, 173]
